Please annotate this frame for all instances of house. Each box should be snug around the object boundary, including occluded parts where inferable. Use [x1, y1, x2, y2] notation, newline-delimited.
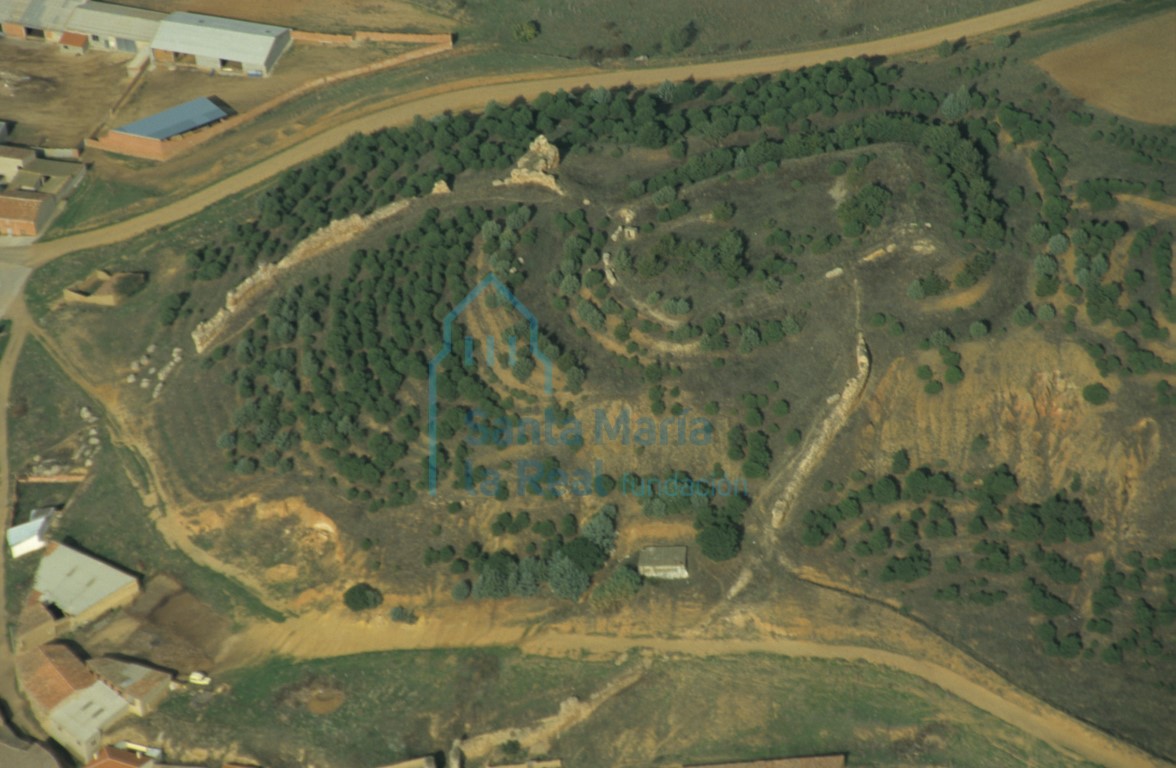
[6, 507, 56, 558]
[98, 97, 231, 160]
[0, 0, 83, 41]
[685, 755, 847, 768]
[637, 545, 689, 579]
[10, 157, 85, 195]
[65, 1, 162, 52]
[15, 644, 130, 761]
[0, 190, 52, 236]
[0, 144, 85, 237]
[0, 144, 36, 181]
[150, 12, 291, 76]
[33, 543, 140, 628]
[87, 657, 171, 716]
[84, 745, 154, 767]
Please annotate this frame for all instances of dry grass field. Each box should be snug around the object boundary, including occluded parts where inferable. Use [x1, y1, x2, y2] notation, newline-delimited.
[121, 0, 456, 33]
[1036, 10, 1176, 125]
[0, 38, 133, 146]
[114, 41, 413, 131]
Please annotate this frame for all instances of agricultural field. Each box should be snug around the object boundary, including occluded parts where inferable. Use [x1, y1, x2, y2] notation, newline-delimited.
[1035, 10, 1176, 125]
[5, 0, 1176, 766]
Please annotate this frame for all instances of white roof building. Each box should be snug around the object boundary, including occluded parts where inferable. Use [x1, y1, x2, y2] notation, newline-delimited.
[5, 509, 55, 559]
[48, 680, 128, 759]
[0, 0, 83, 33]
[150, 11, 291, 76]
[33, 543, 139, 619]
[65, 1, 163, 50]
[637, 545, 689, 580]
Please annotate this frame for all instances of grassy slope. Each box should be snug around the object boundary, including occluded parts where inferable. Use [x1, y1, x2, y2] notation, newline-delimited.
[146, 650, 1098, 768]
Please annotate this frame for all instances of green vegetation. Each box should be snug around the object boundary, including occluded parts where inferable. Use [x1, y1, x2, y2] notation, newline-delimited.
[148, 648, 620, 766]
[53, 447, 285, 623]
[553, 654, 1101, 768]
[0, 319, 11, 362]
[343, 582, 385, 611]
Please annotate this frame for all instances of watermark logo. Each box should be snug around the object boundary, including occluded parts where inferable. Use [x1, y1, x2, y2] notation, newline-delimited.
[427, 273, 552, 494]
[428, 273, 744, 500]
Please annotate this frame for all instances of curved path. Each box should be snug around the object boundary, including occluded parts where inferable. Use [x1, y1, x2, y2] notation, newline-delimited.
[2, 0, 1097, 269]
[526, 632, 1167, 768]
[7, 0, 1162, 764]
[217, 609, 1167, 768]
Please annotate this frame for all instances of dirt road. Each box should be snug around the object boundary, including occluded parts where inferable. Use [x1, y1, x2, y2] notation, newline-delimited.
[0, 0, 1098, 270]
[3, 0, 1150, 762]
[219, 608, 1166, 768]
[0, 300, 40, 735]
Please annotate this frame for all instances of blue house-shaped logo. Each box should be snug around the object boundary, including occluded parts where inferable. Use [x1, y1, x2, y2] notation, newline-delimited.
[427, 274, 553, 494]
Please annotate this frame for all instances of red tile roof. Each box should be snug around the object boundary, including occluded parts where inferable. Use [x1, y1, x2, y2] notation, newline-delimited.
[85, 746, 152, 768]
[15, 643, 95, 712]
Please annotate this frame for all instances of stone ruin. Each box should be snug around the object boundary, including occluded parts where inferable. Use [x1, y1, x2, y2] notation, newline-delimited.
[493, 134, 564, 196]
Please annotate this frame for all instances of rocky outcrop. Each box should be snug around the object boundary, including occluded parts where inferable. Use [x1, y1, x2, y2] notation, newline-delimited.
[493, 134, 564, 195]
[191, 200, 411, 353]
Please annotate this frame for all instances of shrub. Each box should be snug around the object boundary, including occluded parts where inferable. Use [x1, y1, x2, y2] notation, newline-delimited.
[588, 566, 643, 611]
[343, 583, 384, 611]
[698, 523, 741, 561]
[1083, 383, 1110, 405]
[513, 20, 540, 42]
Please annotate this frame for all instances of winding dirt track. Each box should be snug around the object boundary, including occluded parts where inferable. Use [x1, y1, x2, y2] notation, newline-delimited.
[5, 0, 1098, 269]
[7, 0, 1168, 765]
[219, 611, 1167, 768]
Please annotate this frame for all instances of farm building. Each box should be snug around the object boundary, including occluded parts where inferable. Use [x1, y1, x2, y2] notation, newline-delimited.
[151, 12, 291, 76]
[0, 144, 35, 181]
[0, 0, 83, 41]
[637, 545, 689, 579]
[87, 656, 172, 716]
[0, 144, 84, 236]
[0, 190, 52, 236]
[6, 507, 56, 558]
[15, 643, 130, 761]
[85, 746, 154, 767]
[65, 1, 163, 52]
[33, 542, 140, 627]
[100, 97, 231, 160]
[57, 28, 84, 51]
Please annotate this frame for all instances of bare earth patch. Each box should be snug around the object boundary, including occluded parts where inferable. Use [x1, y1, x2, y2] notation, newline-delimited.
[1035, 11, 1176, 125]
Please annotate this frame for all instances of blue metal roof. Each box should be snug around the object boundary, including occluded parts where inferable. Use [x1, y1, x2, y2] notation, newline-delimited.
[113, 97, 228, 140]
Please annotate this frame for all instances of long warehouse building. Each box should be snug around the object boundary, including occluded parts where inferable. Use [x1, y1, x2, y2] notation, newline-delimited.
[65, 0, 162, 51]
[150, 11, 291, 76]
[0, 0, 82, 41]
